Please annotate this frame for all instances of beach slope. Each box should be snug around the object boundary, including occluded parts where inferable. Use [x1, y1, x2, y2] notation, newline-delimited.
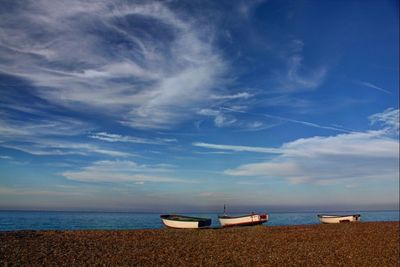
[1, 221, 399, 266]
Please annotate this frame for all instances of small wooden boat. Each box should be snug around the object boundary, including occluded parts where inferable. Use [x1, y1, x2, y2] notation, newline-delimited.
[218, 205, 268, 227]
[318, 214, 361, 224]
[160, 214, 212, 229]
[219, 213, 269, 227]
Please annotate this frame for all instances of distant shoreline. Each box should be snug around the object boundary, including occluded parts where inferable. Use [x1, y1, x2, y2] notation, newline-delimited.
[1, 222, 399, 266]
[0, 209, 399, 214]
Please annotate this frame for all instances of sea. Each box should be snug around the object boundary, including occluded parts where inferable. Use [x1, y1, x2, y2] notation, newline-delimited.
[0, 210, 398, 231]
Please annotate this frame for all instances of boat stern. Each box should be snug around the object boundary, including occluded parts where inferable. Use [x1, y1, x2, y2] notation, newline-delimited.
[198, 218, 212, 228]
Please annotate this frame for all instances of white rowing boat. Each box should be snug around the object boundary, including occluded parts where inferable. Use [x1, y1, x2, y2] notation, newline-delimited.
[318, 214, 361, 224]
[218, 213, 269, 227]
[160, 214, 212, 229]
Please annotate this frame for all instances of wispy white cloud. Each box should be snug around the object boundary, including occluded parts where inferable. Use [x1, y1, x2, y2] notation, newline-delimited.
[197, 108, 266, 130]
[0, 116, 133, 157]
[266, 39, 327, 93]
[62, 160, 187, 183]
[279, 55, 327, 92]
[0, 116, 91, 139]
[356, 81, 391, 94]
[224, 108, 399, 185]
[0, 2, 329, 134]
[214, 114, 237, 127]
[194, 151, 234, 155]
[369, 108, 399, 134]
[193, 142, 281, 153]
[211, 92, 253, 100]
[1, 141, 132, 157]
[237, 121, 273, 132]
[257, 95, 312, 109]
[89, 132, 168, 145]
[197, 108, 236, 127]
[0, 0, 228, 129]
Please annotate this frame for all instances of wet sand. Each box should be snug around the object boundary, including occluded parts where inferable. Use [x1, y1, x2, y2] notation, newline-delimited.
[0, 221, 399, 266]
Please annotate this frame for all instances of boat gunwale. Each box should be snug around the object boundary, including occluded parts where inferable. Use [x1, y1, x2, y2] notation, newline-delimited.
[218, 213, 268, 219]
[160, 214, 211, 222]
[317, 214, 361, 218]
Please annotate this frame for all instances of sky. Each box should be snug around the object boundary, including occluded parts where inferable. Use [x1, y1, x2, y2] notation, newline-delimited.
[0, 0, 399, 213]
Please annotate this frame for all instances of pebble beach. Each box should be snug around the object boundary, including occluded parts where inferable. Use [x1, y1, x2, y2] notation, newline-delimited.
[1, 221, 399, 266]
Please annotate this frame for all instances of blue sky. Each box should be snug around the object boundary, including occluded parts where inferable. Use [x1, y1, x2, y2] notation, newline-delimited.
[0, 0, 398, 212]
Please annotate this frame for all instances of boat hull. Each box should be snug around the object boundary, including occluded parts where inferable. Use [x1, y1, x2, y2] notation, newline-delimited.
[160, 215, 211, 229]
[219, 214, 268, 227]
[318, 214, 361, 224]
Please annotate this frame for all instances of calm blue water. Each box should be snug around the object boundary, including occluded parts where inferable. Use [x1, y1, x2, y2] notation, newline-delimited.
[0, 210, 398, 231]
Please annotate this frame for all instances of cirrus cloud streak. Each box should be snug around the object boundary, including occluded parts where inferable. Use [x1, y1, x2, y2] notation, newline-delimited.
[0, 0, 228, 129]
[62, 160, 190, 184]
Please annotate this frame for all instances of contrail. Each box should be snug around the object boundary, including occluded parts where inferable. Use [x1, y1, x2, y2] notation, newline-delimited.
[220, 107, 354, 133]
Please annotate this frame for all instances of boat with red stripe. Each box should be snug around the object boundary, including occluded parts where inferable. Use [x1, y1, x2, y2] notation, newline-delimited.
[218, 205, 269, 227]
